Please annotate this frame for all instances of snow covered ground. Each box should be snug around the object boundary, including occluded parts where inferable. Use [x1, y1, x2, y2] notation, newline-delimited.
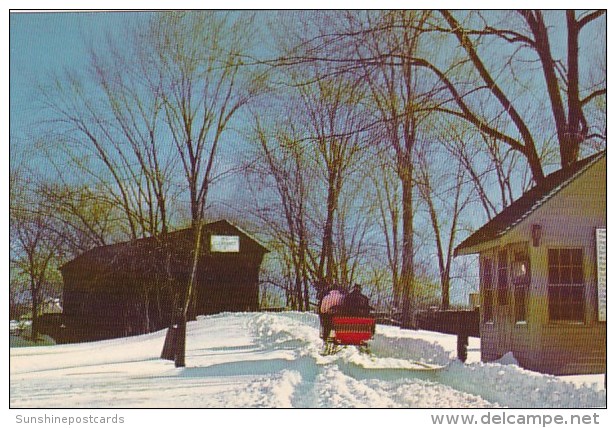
[9, 312, 606, 408]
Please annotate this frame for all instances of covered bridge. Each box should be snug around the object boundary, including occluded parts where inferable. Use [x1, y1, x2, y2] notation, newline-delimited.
[55, 220, 268, 343]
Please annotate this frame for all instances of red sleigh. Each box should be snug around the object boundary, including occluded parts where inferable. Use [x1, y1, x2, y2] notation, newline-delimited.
[322, 315, 376, 354]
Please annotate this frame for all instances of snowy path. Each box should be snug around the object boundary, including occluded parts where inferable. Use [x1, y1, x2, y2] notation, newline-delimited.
[10, 312, 606, 408]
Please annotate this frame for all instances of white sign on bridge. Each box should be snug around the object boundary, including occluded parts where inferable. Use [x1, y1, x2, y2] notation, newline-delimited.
[211, 235, 240, 253]
[596, 228, 606, 322]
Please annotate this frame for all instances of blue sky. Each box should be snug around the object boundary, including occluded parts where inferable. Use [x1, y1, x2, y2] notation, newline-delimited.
[8, 11, 273, 224]
[10, 12, 150, 139]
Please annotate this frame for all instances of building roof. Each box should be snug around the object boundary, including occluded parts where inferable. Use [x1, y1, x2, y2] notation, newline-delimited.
[454, 151, 606, 256]
[60, 219, 269, 274]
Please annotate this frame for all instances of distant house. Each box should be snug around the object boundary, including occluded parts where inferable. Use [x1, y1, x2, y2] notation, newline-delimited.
[455, 152, 606, 375]
[57, 220, 268, 343]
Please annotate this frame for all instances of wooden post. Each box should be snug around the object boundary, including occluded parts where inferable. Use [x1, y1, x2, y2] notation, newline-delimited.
[174, 315, 186, 367]
[161, 303, 181, 361]
[457, 333, 468, 362]
[160, 324, 177, 361]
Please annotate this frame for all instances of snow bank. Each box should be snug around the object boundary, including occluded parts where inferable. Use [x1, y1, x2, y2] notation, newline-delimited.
[444, 360, 605, 408]
[9, 312, 607, 408]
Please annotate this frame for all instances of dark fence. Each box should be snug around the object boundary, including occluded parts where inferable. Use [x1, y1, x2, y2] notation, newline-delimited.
[416, 308, 480, 362]
[372, 312, 402, 326]
[416, 308, 480, 337]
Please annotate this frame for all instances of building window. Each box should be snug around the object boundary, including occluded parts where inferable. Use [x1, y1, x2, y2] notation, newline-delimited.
[512, 249, 530, 322]
[548, 248, 584, 322]
[481, 257, 494, 323]
[497, 249, 508, 305]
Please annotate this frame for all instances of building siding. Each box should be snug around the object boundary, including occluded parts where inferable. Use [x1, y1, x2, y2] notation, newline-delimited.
[477, 157, 606, 375]
[54, 221, 267, 343]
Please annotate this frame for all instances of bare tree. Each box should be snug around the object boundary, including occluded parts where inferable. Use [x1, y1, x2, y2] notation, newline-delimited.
[10, 172, 66, 339]
[36, 182, 119, 255]
[293, 68, 369, 287]
[41, 42, 175, 240]
[276, 10, 605, 185]
[366, 148, 402, 309]
[246, 61, 370, 308]
[146, 12, 263, 366]
[271, 11, 441, 324]
[349, 10, 435, 327]
[415, 132, 474, 310]
[334, 179, 373, 289]
[248, 118, 312, 310]
[436, 10, 606, 179]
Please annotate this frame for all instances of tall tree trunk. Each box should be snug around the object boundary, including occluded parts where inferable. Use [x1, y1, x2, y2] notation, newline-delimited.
[174, 220, 205, 367]
[294, 260, 304, 311]
[399, 167, 415, 328]
[30, 279, 39, 341]
[319, 174, 339, 285]
[299, 231, 310, 310]
[441, 276, 450, 311]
